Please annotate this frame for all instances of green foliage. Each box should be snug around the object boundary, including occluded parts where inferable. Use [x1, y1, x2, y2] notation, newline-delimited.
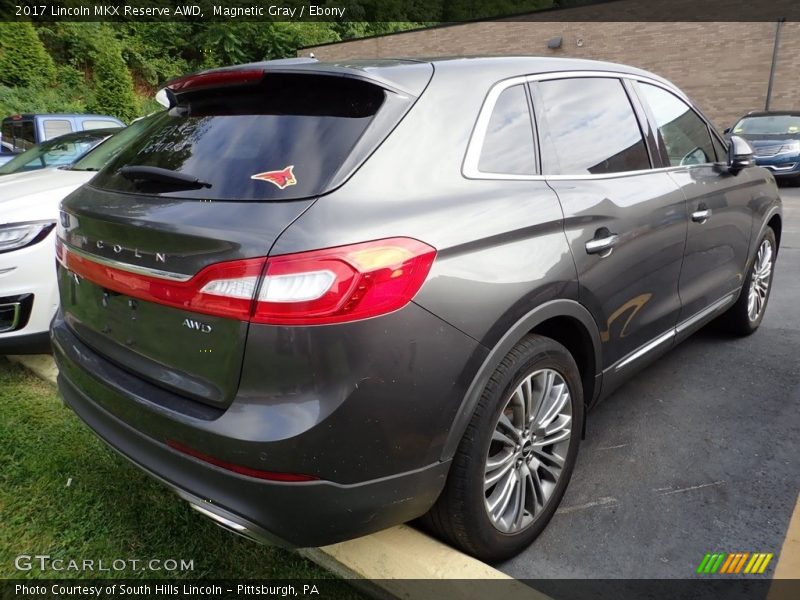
[0, 85, 85, 116]
[0, 4, 557, 121]
[0, 22, 55, 88]
[88, 37, 138, 122]
[0, 360, 365, 594]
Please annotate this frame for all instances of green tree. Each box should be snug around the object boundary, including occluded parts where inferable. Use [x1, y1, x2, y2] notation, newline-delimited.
[0, 22, 55, 88]
[88, 30, 137, 122]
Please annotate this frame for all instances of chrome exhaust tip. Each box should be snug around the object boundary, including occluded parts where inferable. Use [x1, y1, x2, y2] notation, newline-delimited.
[189, 502, 249, 532]
[187, 501, 272, 545]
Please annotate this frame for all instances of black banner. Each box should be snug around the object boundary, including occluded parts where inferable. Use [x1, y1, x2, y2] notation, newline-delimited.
[1, 0, 800, 23]
[3, 579, 800, 600]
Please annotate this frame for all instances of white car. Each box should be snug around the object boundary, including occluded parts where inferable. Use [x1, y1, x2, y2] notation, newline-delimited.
[0, 118, 153, 353]
[0, 168, 97, 352]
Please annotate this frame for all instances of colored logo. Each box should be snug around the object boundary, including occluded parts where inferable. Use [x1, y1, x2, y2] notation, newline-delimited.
[250, 165, 297, 189]
[696, 552, 774, 575]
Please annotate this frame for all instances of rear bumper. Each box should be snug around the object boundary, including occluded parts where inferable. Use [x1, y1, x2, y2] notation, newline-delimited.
[57, 357, 451, 547]
[51, 304, 482, 546]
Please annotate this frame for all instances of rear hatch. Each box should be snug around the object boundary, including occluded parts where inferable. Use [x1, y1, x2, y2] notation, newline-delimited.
[57, 64, 430, 410]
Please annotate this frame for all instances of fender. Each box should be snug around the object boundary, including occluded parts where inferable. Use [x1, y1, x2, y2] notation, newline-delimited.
[440, 298, 603, 462]
[755, 203, 782, 256]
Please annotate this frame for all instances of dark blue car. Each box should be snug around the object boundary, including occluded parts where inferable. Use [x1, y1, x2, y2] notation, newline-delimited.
[726, 111, 800, 184]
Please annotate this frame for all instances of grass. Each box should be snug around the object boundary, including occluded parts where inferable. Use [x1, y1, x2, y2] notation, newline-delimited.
[0, 358, 362, 594]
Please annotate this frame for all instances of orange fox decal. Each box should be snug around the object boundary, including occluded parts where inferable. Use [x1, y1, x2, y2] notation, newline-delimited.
[250, 165, 297, 189]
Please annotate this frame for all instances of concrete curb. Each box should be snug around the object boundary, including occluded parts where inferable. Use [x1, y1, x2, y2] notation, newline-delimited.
[6, 354, 542, 599]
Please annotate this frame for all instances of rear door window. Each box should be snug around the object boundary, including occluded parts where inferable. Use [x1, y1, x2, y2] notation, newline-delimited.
[536, 77, 651, 176]
[92, 74, 388, 201]
[477, 84, 537, 176]
[637, 83, 715, 167]
[42, 119, 73, 140]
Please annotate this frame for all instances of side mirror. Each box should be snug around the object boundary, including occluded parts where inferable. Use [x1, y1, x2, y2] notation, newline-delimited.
[727, 135, 754, 174]
[723, 127, 731, 135]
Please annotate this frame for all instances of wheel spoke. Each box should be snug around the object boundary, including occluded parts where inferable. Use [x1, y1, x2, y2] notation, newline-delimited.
[487, 468, 517, 523]
[533, 447, 565, 468]
[484, 451, 516, 490]
[529, 463, 545, 511]
[522, 375, 535, 427]
[497, 413, 522, 444]
[512, 464, 528, 530]
[534, 416, 572, 446]
[536, 385, 569, 429]
[491, 428, 515, 447]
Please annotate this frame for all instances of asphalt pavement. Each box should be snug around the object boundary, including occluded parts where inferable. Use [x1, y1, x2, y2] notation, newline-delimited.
[498, 186, 800, 580]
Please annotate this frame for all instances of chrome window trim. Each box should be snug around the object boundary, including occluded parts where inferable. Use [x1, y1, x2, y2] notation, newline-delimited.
[462, 69, 717, 181]
[633, 79, 722, 169]
[59, 240, 193, 282]
[462, 76, 534, 181]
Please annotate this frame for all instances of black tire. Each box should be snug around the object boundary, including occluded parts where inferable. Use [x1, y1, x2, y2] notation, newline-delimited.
[716, 227, 777, 336]
[423, 334, 584, 562]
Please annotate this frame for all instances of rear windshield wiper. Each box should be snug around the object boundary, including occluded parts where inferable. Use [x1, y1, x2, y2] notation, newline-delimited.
[119, 165, 212, 189]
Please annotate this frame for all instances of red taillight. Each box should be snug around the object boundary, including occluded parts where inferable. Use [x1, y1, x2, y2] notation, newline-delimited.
[166, 68, 264, 94]
[166, 440, 317, 482]
[253, 238, 436, 325]
[61, 247, 264, 321]
[59, 237, 436, 325]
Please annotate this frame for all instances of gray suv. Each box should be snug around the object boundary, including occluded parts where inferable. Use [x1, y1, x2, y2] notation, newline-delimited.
[52, 57, 781, 561]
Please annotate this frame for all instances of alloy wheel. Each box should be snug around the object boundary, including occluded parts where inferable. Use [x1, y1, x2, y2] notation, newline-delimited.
[484, 368, 572, 533]
[747, 239, 773, 322]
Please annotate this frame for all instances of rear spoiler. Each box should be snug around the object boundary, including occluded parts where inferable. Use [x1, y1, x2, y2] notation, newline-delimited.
[156, 58, 432, 108]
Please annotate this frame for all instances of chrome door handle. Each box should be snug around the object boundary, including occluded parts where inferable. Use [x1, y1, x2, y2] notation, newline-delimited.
[692, 209, 712, 223]
[585, 234, 619, 256]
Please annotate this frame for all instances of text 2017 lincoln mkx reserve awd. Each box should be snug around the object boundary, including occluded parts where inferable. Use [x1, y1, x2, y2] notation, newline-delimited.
[52, 57, 781, 561]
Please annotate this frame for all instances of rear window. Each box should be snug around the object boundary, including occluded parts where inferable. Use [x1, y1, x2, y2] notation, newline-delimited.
[92, 74, 387, 201]
[2, 120, 35, 152]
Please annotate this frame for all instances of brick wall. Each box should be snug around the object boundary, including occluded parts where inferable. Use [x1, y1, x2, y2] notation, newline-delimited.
[302, 18, 800, 129]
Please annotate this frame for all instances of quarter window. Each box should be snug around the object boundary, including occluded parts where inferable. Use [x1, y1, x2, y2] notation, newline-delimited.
[537, 77, 650, 176]
[82, 119, 121, 130]
[638, 83, 715, 167]
[42, 119, 72, 140]
[477, 84, 536, 176]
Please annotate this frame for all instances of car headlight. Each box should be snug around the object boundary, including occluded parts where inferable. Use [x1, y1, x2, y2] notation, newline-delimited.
[0, 221, 56, 254]
[779, 140, 800, 154]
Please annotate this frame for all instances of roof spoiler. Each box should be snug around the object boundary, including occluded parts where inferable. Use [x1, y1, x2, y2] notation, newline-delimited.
[155, 58, 431, 108]
[156, 58, 320, 108]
